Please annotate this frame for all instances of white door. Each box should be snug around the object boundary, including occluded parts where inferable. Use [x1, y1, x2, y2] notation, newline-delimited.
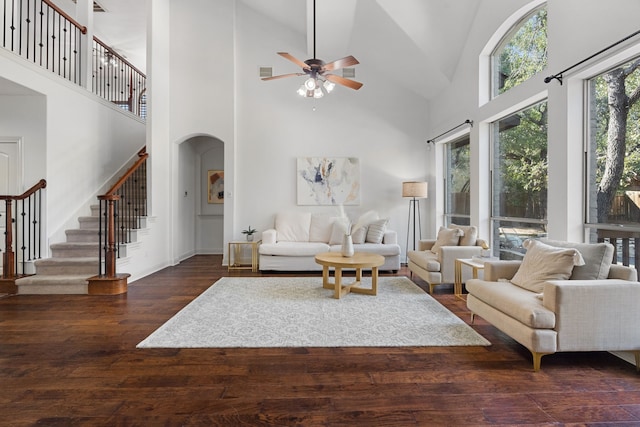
[0, 139, 22, 272]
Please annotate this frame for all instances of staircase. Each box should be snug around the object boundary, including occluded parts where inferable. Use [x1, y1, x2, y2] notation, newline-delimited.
[15, 205, 118, 294]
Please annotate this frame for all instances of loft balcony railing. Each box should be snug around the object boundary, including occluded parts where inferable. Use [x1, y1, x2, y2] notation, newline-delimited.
[1, 0, 146, 119]
[0, 179, 46, 280]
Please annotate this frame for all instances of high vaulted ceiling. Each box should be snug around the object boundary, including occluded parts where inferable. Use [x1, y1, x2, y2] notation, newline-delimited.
[1, 0, 482, 99]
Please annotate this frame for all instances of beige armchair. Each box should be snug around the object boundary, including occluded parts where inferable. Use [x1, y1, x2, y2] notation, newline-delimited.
[466, 239, 640, 371]
[408, 238, 487, 294]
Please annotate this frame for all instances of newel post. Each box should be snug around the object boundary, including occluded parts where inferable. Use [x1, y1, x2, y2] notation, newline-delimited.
[88, 194, 129, 295]
[2, 199, 14, 278]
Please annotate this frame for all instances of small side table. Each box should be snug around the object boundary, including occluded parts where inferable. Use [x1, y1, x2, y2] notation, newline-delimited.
[454, 257, 495, 300]
[228, 240, 261, 272]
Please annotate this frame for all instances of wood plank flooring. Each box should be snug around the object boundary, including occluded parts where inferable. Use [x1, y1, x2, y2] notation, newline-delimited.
[2, 255, 639, 426]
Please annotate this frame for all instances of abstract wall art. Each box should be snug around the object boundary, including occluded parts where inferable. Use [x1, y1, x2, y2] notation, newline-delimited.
[296, 157, 360, 205]
[207, 170, 224, 204]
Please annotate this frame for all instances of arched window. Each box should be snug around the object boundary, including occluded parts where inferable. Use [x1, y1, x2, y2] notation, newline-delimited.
[491, 6, 547, 98]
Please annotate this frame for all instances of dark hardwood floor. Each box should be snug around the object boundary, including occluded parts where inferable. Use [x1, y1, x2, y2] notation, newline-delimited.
[2, 255, 639, 426]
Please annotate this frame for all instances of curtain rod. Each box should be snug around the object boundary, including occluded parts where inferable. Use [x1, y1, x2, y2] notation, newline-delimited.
[545, 28, 640, 85]
[426, 119, 473, 144]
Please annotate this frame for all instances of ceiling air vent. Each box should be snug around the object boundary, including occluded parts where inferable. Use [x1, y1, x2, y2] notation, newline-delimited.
[71, 0, 106, 12]
[259, 67, 273, 78]
[342, 68, 356, 79]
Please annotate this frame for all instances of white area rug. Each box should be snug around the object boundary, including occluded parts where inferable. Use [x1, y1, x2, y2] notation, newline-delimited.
[137, 277, 490, 348]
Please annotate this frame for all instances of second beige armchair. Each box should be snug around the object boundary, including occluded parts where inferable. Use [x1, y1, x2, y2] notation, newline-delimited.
[407, 225, 488, 294]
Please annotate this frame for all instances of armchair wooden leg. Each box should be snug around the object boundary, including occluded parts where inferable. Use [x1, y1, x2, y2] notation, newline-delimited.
[635, 351, 640, 373]
[470, 313, 475, 324]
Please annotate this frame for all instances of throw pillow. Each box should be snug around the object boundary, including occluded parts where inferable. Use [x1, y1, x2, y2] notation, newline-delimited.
[309, 214, 335, 242]
[275, 211, 311, 242]
[540, 238, 614, 280]
[366, 218, 389, 244]
[329, 218, 350, 245]
[510, 239, 585, 293]
[449, 224, 478, 246]
[430, 227, 463, 254]
[351, 225, 368, 244]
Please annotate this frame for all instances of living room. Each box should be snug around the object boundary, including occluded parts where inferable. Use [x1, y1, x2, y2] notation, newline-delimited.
[2, 0, 640, 424]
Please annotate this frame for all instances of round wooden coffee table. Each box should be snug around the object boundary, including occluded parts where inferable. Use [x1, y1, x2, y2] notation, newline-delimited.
[314, 252, 385, 299]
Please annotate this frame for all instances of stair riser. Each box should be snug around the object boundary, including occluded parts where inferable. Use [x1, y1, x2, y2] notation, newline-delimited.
[17, 283, 89, 295]
[51, 247, 101, 258]
[36, 264, 98, 275]
[79, 217, 145, 230]
[65, 231, 103, 243]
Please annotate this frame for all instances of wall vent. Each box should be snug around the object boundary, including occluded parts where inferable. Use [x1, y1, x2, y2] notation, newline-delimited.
[71, 0, 106, 12]
[342, 68, 356, 78]
[259, 67, 273, 78]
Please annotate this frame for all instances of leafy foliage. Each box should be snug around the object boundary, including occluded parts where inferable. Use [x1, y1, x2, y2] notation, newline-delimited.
[495, 7, 547, 96]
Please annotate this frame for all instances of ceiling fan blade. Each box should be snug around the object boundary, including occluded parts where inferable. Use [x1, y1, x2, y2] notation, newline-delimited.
[262, 73, 306, 81]
[325, 74, 363, 90]
[277, 52, 311, 70]
[323, 55, 359, 72]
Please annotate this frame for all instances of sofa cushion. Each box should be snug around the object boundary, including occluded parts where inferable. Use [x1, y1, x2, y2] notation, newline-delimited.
[330, 243, 401, 256]
[511, 239, 585, 293]
[366, 218, 389, 244]
[449, 224, 478, 246]
[259, 242, 330, 256]
[540, 239, 614, 280]
[309, 214, 335, 242]
[431, 227, 463, 254]
[466, 279, 556, 329]
[275, 212, 312, 242]
[407, 250, 441, 272]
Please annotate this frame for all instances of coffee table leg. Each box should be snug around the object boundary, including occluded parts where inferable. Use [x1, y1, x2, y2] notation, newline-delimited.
[322, 265, 331, 289]
[334, 267, 343, 299]
[371, 266, 378, 295]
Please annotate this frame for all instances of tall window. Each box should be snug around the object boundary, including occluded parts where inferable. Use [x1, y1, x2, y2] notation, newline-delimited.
[586, 56, 640, 268]
[492, 101, 548, 259]
[491, 6, 547, 98]
[445, 135, 470, 225]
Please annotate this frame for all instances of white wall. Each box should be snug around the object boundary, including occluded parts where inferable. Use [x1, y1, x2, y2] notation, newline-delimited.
[427, 0, 640, 244]
[0, 48, 145, 249]
[233, 2, 430, 258]
[0, 95, 46, 189]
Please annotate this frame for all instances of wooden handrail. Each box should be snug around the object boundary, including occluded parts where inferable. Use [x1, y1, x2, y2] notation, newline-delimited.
[93, 36, 146, 77]
[0, 179, 47, 201]
[102, 148, 148, 197]
[41, 0, 88, 34]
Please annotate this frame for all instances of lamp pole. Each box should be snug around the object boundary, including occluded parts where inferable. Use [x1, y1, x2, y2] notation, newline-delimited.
[402, 181, 428, 265]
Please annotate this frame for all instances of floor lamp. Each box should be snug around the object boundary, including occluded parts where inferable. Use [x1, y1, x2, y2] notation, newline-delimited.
[403, 181, 428, 264]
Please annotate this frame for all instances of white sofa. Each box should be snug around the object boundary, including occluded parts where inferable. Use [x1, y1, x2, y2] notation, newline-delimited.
[466, 239, 640, 371]
[259, 211, 401, 272]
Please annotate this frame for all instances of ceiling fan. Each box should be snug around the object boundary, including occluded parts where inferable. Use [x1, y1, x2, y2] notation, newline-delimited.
[261, 0, 363, 98]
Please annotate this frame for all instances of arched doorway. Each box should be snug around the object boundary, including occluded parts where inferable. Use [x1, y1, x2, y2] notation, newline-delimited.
[177, 135, 225, 259]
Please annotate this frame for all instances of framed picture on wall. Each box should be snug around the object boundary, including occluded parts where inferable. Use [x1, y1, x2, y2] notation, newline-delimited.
[208, 170, 224, 204]
[296, 157, 360, 205]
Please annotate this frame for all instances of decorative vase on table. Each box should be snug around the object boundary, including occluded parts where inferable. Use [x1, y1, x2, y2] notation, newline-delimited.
[341, 234, 354, 257]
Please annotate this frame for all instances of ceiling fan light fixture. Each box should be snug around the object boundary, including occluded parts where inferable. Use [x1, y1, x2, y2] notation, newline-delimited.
[313, 87, 324, 98]
[304, 77, 317, 91]
[323, 79, 335, 93]
[297, 85, 307, 96]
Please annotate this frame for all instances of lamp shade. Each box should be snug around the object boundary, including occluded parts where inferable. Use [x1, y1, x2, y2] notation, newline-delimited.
[402, 181, 428, 198]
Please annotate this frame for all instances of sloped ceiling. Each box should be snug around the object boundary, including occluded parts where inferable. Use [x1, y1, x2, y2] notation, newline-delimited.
[241, 0, 479, 99]
[1, 0, 480, 100]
